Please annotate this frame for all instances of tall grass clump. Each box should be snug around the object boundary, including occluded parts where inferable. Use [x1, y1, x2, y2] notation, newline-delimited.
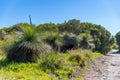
[7, 26, 50, 62]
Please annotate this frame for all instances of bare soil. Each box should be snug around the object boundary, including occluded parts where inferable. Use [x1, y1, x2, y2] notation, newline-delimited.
[84, 51, 120, 80]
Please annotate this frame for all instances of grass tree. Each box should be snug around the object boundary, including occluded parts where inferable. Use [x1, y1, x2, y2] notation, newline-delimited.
[7, 26, 50, 62]
[80, 33, 94, 49]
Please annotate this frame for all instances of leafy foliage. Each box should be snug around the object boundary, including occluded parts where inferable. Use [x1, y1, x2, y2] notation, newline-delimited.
[57, 20, 112, 54]
[39, 53, 63, 72]
[115, 32, 120, 51]
[37, 23, 58, 33]
[2, 23, 33, 33]
[68, 49, 92, 67]
[58, 19, 81, 34]
[80, 23, 112, 54]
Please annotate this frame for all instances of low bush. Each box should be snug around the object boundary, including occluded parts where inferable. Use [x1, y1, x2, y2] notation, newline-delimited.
[39, 53, 63, 73]
[0, 49, 102, 79]
[68, 49, 93, 68]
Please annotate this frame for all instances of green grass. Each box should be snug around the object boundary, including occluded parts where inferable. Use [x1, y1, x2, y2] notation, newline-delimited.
[0, 49, 102, 80]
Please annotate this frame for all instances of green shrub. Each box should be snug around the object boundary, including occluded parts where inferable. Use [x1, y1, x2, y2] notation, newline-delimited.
[2, 23, 34, 34]
[69, 53, 87, 67]
[37, 23, 58, 33]
[68, 50, 92, 67]
[0, 39, 14, 55]
[39, 53, 63, 72]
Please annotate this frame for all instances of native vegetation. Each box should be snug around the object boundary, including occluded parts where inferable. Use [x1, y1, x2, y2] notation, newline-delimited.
[0, 19, 116, 79]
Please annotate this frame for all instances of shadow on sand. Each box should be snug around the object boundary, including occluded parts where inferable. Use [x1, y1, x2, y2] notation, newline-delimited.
[106, 50, 120, 56]
[111, 52, 120, 54]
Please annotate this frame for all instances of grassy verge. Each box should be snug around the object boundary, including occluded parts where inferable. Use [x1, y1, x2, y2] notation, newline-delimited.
[0, 49, 102, 80]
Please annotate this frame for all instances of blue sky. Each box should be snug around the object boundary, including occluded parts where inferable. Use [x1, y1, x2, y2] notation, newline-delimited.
[0, 0, 120, 35]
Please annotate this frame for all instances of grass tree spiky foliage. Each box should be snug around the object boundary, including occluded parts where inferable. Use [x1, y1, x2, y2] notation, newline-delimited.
[42, 32, 62, 52]
[7, 26, 47, 62]
[80, 33, 94, 49]
[60, 33, 79, 52]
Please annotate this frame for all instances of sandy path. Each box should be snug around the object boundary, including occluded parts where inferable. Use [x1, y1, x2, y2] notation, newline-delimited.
[106, 53, 120, 80]
[84, 51, 120, 80]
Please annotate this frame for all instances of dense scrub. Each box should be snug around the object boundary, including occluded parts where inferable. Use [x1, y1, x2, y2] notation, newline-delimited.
[0, 19, 114, 79]
[0, 19, 113, 54]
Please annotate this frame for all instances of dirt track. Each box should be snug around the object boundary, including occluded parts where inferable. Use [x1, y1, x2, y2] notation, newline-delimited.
[84, 50, 120, 80]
